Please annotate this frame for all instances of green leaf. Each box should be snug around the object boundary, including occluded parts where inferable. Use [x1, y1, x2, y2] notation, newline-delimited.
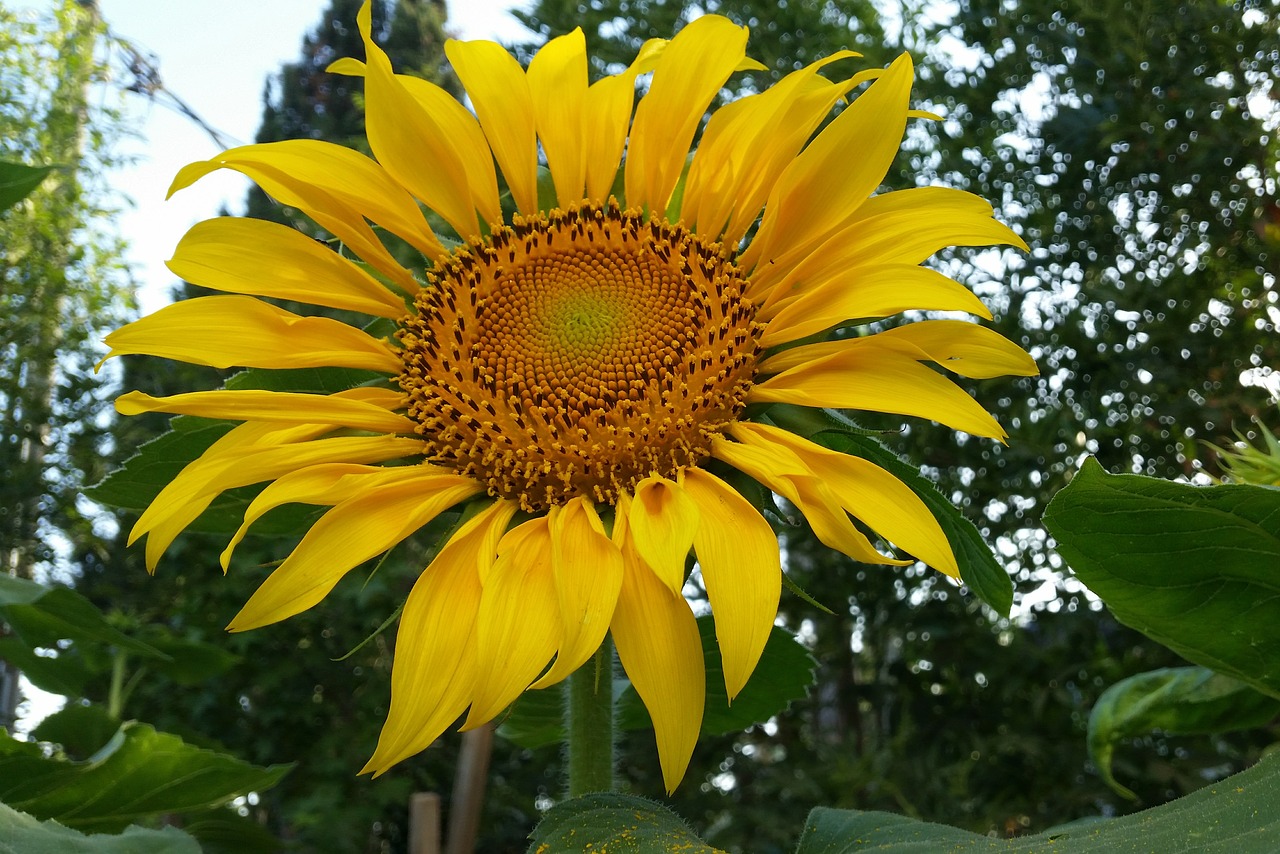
[0, 576, 165, 659]
[1088, 667, 1280, 798]
[767, 404, 1014, 616]
[0, 638, 90, 697]
[0, 802, 200, 854]
[178, 807, 285, 854]
[0, 722, 292, 834]
[30, 704, 122, 760]
[0, 159, 57, 210]
[500, 621, 814, 749]
[618, 618, 815, 737]
[527, 793, 720, 854]
[1043, 457, 1280, 698]
[795, 750, 1280, 852]
[132, 633, 240, 686]
[497, 683, 566, 749]
[89, 367, 386, 533]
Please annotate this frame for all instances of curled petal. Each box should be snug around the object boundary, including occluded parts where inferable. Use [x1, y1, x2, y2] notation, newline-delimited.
[530, 499, 623, 689]
[464, 518, 560, 725]
[228, 470, 482, 630]
[611, 508, 704, 793]
[679, 468, 781, 700]
[363, 499, 516, 774]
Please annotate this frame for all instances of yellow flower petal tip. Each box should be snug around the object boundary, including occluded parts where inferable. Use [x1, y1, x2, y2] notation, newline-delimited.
[110, 5, 1034, 787]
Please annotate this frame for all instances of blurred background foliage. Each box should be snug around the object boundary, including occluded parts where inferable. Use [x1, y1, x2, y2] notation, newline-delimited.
[2, 0, 1277, 851]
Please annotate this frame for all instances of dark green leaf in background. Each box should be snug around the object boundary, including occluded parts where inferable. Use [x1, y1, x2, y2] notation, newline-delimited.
[0, 575, 164, 659]
[1087, 667, 1280, 798]
[618, 618, 815, 736]
[0, 722, 292, 834]
[0, 637, 90, 697]
[1043, 457, 1280, 698]
[0, 802, 200, 854]
[0, 159, 56, 210]
[794, 750, 1280, 852]
[527, 793, 721, 854]
[768, 403, 1015, 616]
[501, 620, 814, 749]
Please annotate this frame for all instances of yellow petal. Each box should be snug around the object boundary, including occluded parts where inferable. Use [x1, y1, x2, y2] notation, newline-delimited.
[168, 140, 439, 286]
[731, 423, 958, 577]
[582, 38, 666, 203]
[446, 37, 539, 214]
[684, 52, 860, 241]
[219, 462, 386, 570]
[625, 16, 749, 212]
[834, 187, 1029, 267]
[332, 53, 501, 227]
[364, 499, 516, 774]
[678, 468, 780, 700]
[760, 265, 994, 347]
[528, 29, 589, 208]
[100, 296, 402, 374]
[229, 469, 482, 630]
[116, 389, 413, 434]
[752, 337, 1008, 440]
[464, 517, 560, 725]
[626, 476, 699, 595]
[530, 499, 623, 689]
[610, 508, 704, 793]
[132, 429, 425, 571]
[168, 218, 407, 318]
[710, 435, 902, 566]
[753, 188, 1026, 302]
[353, 1, 484, 237]
[871, 320, 1039, 379]
[744, 53, 914, 273]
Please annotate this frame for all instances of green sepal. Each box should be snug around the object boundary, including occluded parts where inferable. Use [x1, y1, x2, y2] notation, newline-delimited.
[765, 404, 1015, 616]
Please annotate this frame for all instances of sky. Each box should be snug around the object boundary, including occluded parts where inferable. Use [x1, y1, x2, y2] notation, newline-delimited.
[12, 0, 535, 311]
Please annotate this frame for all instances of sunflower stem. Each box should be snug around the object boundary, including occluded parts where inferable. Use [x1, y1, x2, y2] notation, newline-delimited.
[565, 636, 617, 797]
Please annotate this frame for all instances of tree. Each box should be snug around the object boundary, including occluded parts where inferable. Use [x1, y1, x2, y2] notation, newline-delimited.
[0, 0, 134, 730]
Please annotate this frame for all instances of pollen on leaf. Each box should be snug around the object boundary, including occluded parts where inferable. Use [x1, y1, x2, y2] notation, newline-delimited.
[397, 199, 764, 512]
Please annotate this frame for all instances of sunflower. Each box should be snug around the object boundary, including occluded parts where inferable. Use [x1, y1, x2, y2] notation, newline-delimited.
[102, 0, 1036, 791]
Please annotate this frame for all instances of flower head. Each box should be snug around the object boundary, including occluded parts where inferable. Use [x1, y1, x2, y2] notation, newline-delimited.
[104, 1, 1035, 791]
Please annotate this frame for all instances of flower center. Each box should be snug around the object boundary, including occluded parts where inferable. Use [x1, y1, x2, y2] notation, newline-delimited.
[397, 200, 762, 512]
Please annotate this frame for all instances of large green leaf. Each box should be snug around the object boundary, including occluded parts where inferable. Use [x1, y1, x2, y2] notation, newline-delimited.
[618, 618, 814, 736]
[499, 620, 814, 749]
[0, 576, 164, 659]
[795, 750, 1280, 852]
[1043, 457, 1280, 698]
[768, 404, 1014, 616]
[527, 793, 721, 854]
[31, 704, 123, 760]
[0, 723, 291, 834]
[88, 367, 386, 534]
[0, 802, 200, 854]
[1088, 666, 1280, 798]
[0, 159, 57, 210]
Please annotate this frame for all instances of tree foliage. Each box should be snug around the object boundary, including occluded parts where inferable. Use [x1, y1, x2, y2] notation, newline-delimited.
[59, 0, 1280, 850]
[0, 0, 135, 730]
